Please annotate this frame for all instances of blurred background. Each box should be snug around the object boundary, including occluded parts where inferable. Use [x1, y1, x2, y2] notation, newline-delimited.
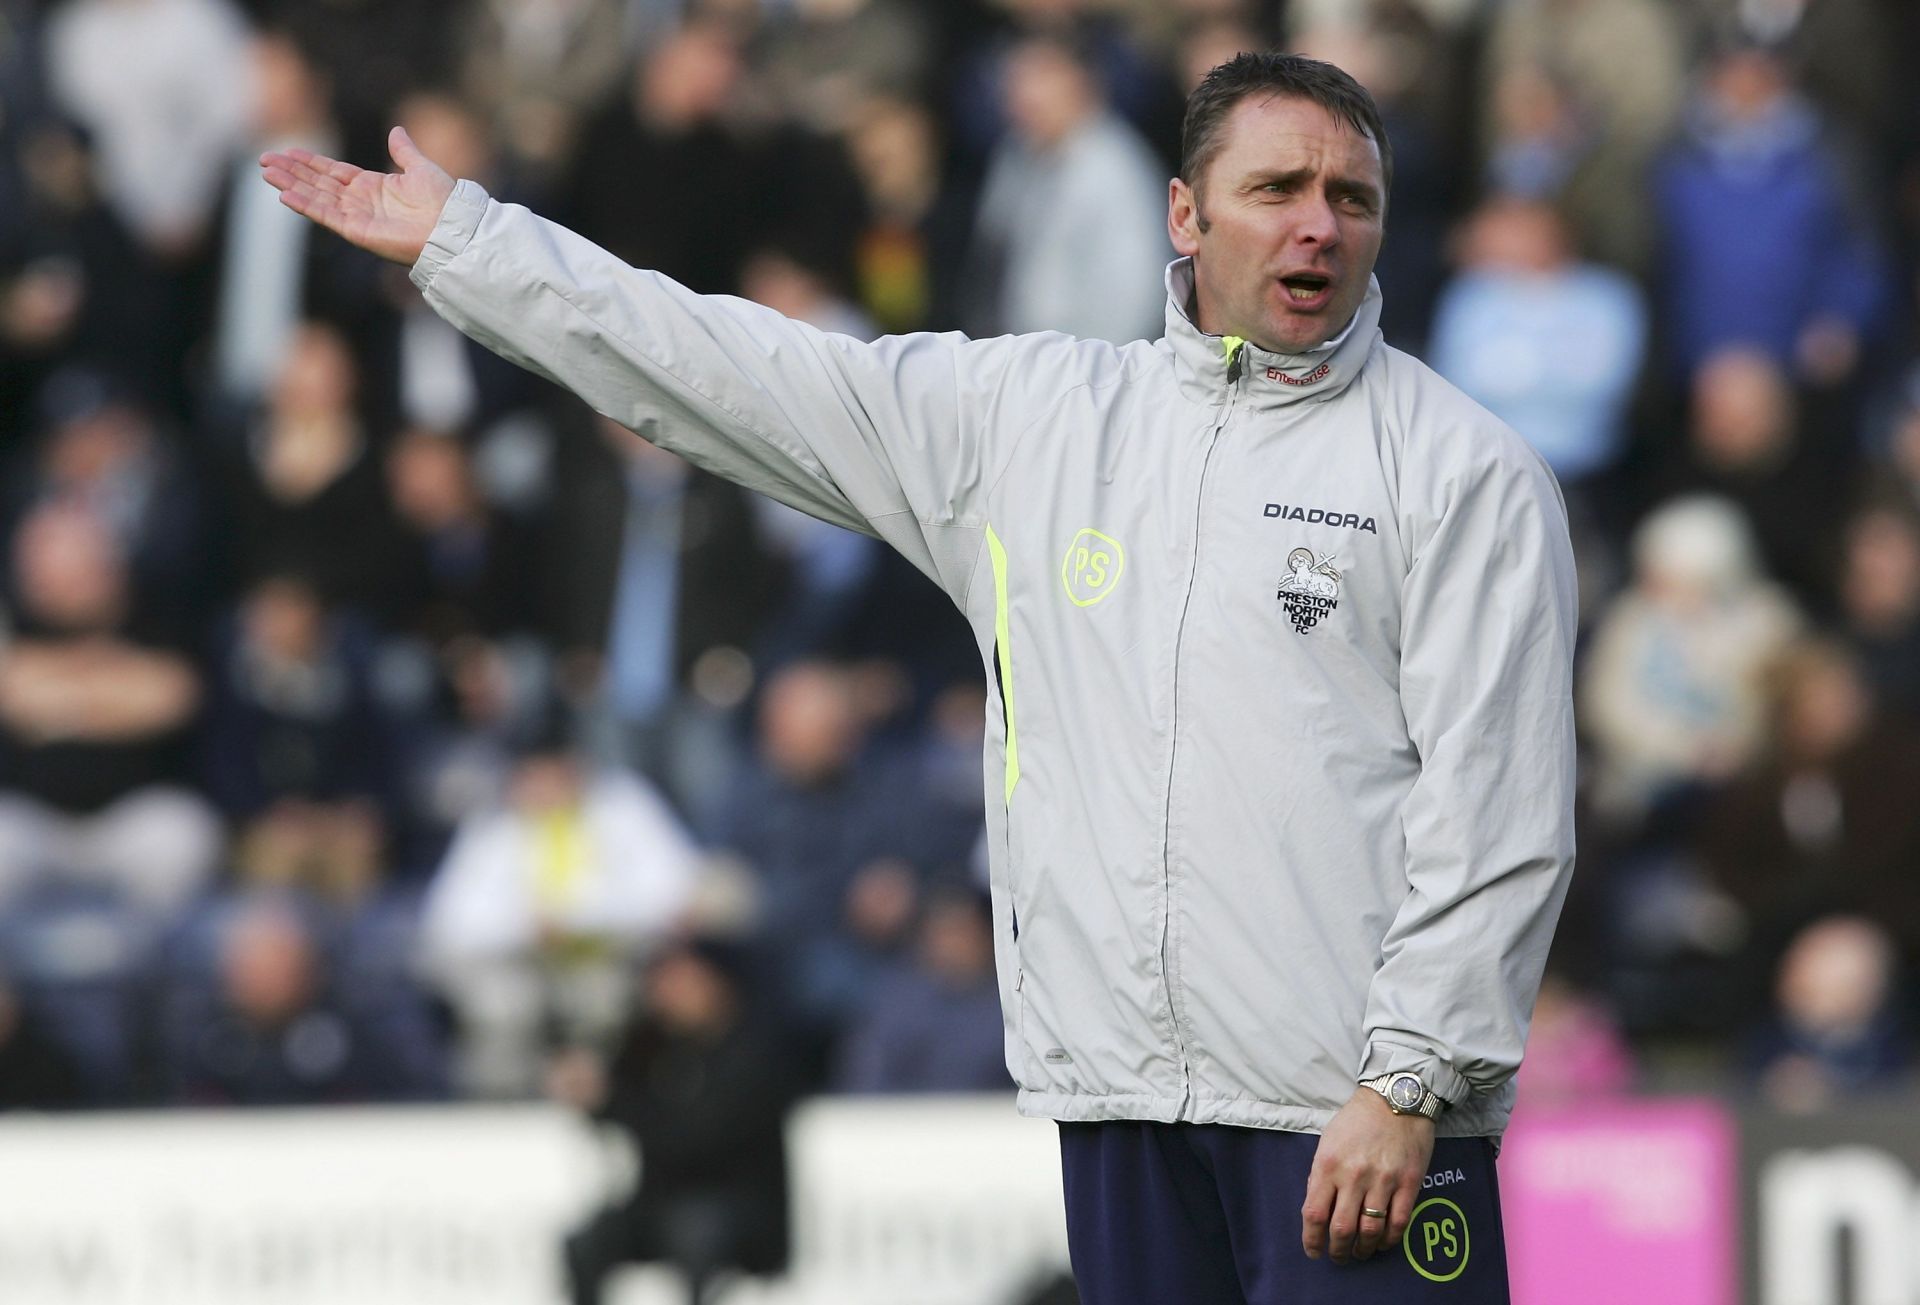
[0, 0, 1916, 1301]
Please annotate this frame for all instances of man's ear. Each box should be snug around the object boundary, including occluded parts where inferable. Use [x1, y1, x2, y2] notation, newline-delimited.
[1168, 176, 1203, 257]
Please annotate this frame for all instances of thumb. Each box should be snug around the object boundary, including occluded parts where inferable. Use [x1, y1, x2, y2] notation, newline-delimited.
[388, 125, 427, 173]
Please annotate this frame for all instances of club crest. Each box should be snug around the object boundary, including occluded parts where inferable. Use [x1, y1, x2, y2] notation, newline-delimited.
[1277, 547, 1340, 633]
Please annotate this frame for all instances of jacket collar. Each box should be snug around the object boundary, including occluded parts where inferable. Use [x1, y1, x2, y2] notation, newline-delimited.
[1160, 256, 1382, 411]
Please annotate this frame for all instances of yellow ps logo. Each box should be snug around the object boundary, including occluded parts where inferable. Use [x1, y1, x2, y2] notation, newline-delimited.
[1061, 529, 1125, 607]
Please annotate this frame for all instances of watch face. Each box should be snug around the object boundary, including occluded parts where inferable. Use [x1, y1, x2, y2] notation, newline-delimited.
[1387, 1074, 1424, 1110]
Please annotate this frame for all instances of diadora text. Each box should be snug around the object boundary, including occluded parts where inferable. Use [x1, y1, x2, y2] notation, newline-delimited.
[1262, 504, 1377, 534]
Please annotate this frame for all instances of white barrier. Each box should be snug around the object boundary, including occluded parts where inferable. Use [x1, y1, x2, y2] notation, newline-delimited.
[0, 1097, 1070, 1305]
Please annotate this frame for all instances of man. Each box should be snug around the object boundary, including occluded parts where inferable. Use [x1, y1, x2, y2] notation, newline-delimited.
[263, 53, 1576, 1303]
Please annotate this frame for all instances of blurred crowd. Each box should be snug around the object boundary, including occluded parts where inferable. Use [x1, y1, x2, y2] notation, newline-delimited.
[0, 0, 1918, 1168]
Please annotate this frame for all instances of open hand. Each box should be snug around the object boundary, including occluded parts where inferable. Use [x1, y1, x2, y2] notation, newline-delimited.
[1301, 1087, 1435, 1264]
[259, 126, 455, 266]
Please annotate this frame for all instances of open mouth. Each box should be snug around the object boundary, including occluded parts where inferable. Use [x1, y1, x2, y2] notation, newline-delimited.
[1280, 273, 1332, 305]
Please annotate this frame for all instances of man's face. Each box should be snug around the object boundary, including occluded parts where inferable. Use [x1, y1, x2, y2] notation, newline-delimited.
[1169, 94, 1386, 353]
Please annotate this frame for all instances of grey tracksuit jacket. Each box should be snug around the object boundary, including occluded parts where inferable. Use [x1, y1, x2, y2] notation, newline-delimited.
[413, 181, 1578, 1138]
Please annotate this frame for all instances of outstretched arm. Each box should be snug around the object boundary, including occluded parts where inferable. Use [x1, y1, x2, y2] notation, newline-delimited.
[259, 127, 453, 266]
[257, 132, 1098, 603]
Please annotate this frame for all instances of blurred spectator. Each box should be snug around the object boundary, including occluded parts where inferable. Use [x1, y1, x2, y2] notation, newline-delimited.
[41, 0, 251, 257]
[1690, 0, 1902, 164]
[1511, 971, 1636, 1111]
[559, 21, 864, 298]
[1696, 640, 1920, 967]
[843, 95, 972, 334]
[4, 369, 210, 611]
[1889, 378, 1920, 510]
[384, 428, 540, 647]
[559, 21, 750, 292]
[164, 894, 435, 1105]
[1649, 347, 1855, 612]
[0, 123, 169, 430]
[1653, 36, 1888, 387]
[1171, 15, 1262, 99]
[229, 798, 384, 907]
[457, 0, 631, 186]
[225, 320, 406, 609]
[556, 936, 799, 1305]
[834, 880, 1009, 1094]
[0, 502, 218, 917]
[269, 0, 466, 168]
[711, 660, 922, 1025]
[1839, 502, 1920, 718]
[946, 0, 1180, 164]
[887, 678, 990, 877]
[1482, 0, 1685, 272]
[582, 426, 783, 820]
[1430, 195, 1646, 487]
[748, 491, 882, 672]
[418, 720, 698, 1096]
[0, 969, 84, 1110]
[389, 633, 549, 865]
[201, 575, 395, 859]
[962, 34, 1168, 344]
[1581, 496, 1801, 821]
[1749, 914, 1910, 1112]
[759, 0, 933, 134]
[204, 30, 349, 411]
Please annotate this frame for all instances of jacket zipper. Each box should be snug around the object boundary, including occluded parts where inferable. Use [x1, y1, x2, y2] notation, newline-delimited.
[1159, 373, 1239, 1117]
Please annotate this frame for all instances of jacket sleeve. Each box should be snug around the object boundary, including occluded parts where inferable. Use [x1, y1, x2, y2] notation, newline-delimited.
[410, 181, 1070, 601]
[1357, 434, 1578, 1106]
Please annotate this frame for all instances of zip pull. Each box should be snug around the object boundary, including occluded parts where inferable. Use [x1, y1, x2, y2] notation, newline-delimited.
[1222, 335, 1247, 386]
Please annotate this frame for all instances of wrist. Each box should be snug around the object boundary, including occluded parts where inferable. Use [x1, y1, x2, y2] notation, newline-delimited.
[1356, 1042, 1472, 1107]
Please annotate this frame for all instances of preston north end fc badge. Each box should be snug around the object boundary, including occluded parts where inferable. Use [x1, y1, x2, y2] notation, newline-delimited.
[1277, 548, 1340, 633]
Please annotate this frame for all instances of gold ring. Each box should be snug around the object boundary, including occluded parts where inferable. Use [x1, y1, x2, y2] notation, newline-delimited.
[1361, 1207, 1388, 1219]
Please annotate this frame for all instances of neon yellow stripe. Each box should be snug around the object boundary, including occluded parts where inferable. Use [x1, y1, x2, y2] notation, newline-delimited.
[986, 524, 1019, 805]
[1222, 334, 1247, 366]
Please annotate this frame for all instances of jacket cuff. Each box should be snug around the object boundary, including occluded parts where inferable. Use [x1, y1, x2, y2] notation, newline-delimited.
[410, 179, 492, 292]
[1358, 1041, 1473, 1108]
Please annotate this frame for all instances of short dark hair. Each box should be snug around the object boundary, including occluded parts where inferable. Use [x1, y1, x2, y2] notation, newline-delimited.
[1180, 52, 1393, 200]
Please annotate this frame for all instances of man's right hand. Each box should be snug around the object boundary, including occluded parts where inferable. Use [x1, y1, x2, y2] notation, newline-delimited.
[259, 126, 455, 267]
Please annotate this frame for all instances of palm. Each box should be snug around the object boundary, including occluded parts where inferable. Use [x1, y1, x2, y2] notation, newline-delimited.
[259, 127, 455, 267]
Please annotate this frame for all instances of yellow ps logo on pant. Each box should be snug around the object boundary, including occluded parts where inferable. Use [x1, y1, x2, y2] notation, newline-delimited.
[1405, 1196, 1469, 1283]
[1061, 529, 1125, 607]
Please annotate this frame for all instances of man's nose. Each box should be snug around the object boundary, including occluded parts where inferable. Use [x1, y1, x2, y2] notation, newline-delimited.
[1295, 192, 1342, 247]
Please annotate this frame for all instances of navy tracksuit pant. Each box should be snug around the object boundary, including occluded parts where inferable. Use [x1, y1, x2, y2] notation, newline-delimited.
[1059, 1122, 1508, 1304]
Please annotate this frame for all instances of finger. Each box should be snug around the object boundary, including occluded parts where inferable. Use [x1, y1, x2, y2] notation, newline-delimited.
[274, 183, 321, 219]
[260, 151, 351, 200]
[1353, 1188, 1392, 1261]
[281, 154, 353, 197]
[1385, 1179, 1416, 1251]
[1300, 1164, 1334, 1261]
[1390, 1182, 1420, 1251]
[389, 125, 425, 172]
[1326, 1179, 1365, 1265]
[282, 146, 362, 187]
[276, 183, 346, 232]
